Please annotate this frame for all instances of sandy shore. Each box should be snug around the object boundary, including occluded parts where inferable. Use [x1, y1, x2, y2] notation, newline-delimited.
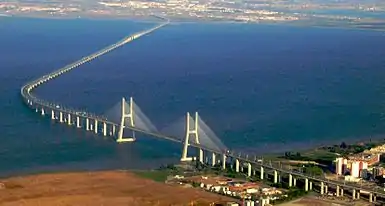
[0, 170, 233, 206]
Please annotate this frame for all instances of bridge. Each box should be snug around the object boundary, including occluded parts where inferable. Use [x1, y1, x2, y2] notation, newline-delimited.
[20, 17, 384, 204]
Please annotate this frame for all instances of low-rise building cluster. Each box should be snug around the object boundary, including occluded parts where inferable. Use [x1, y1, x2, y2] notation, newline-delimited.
[335, 144, 385, 181]
[172, 175, 286, 206]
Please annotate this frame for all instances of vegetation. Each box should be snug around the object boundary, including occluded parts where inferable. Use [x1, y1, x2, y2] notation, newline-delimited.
[302, 165, 324, 176]
[280, 139, 385, 165]
[133, 170, 170, 182]
[272, 188, 309, 204]
[134, 164, 181, 182]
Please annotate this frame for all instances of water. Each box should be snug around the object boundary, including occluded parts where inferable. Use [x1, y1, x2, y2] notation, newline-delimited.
[1, 17, 385, 177]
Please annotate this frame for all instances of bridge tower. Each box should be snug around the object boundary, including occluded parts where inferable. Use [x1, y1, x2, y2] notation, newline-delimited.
[181, 112, 203, 162]
[117, 97, 136, 143]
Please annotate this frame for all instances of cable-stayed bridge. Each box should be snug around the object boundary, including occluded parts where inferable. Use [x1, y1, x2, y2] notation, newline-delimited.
[19, 17, 385, 203]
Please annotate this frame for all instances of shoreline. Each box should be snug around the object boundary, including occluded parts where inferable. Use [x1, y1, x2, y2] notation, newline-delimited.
[3, 14, 385, 32]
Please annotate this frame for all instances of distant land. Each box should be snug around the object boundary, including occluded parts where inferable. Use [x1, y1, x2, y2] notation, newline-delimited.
[1, 0, 385, 30]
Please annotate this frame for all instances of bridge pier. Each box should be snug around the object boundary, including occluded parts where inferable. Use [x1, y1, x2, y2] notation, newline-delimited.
[41, 108, 45, 116]
[247, 163, 252, 177]
[336, 185, 340, 197]
[320, 182, 324, 195]
[51, 110, 55, 120]
[222, 154, 226, 170]
[293, 177, 297, 187]
[274, 170, 278, 184]
[181, 112, 199, 161]
[59, 112, 63, 123]
[86, 118, 90, 131]
[324, 184, 328, 194]
[67, 113, 71, 125]
[352, 189, 356, 200]
[211, 153, 216, 166]
[76, 116, 81, 128]
[199, 149, 204, 163]
[94, 120, 98, 134]
[112, 125, 116, 136]
[305, 178, 309, 191]
[235, 159, 240, 173]
[260, 166, 264, 180]
[289, 174, 293, 187]
[309, 181, 312, 191]
[117, 97, 136, 143]
[103, 122, 107, 136]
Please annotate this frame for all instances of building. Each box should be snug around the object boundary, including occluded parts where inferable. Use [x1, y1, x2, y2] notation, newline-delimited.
[335, 157, 344, 175]
[335, 157, 370, 177]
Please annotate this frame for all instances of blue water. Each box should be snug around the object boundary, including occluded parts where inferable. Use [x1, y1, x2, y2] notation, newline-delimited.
[1, 17, 385, 177]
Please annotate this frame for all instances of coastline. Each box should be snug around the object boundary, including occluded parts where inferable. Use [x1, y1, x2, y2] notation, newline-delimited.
[3, 13, 385, 32]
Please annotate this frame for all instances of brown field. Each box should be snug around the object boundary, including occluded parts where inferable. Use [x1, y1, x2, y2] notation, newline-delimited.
[0, 171, 234, 206]
[278, 196, 367, 206]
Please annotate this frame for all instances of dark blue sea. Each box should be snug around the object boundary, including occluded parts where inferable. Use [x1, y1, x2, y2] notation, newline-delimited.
[1, 17, 385, 177]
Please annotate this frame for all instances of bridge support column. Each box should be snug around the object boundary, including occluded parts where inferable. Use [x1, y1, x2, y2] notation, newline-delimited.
[41, 108, 45, 116]
[103, 122, 107, 136]
[352, 189, 356, 200]
[336, 185, 340, 197]
[324, 184, 328, 194]
[289, 174, 293, 187]
[94, 120, 98, 134]
[117, 97, 136, 143]
[112, 125, 116, 136]
[51, 110, 55, 120]
[76, 116, 81, 128]
[293, 178, 297, 187]
[199, 149, 204, 163]
[370, 193, 373, 203]
[305, 178, 308, 191]
[235, 159, 240, 173]
[274, 170, 278, 184]
[67, 114, 71, 125]
[86, 118, 90, 131]
[260, 166, 264, 180]
[59, 112, 63, 123]
[247, 163, 252, 177]
[320, 182, 324, 195]
[340, 188, 343, 197]
[181, 112, 200, 161]
[211, 153, 216, 166]
[309, 181, 312, 190]
[356, 190, 360, 199]
[222, 154, 226, 170]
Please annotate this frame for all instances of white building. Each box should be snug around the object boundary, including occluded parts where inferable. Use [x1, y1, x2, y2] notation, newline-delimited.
[335, 157, 344, 175]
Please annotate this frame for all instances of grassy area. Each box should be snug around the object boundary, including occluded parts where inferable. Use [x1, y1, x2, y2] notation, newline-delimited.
[301, 150, 338, 162]
[133, 170, 170, 182]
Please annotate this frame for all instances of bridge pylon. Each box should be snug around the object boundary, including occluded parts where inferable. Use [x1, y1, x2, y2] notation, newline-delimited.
[181, 112, 201, 162]
[117, 97, 136, 143]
